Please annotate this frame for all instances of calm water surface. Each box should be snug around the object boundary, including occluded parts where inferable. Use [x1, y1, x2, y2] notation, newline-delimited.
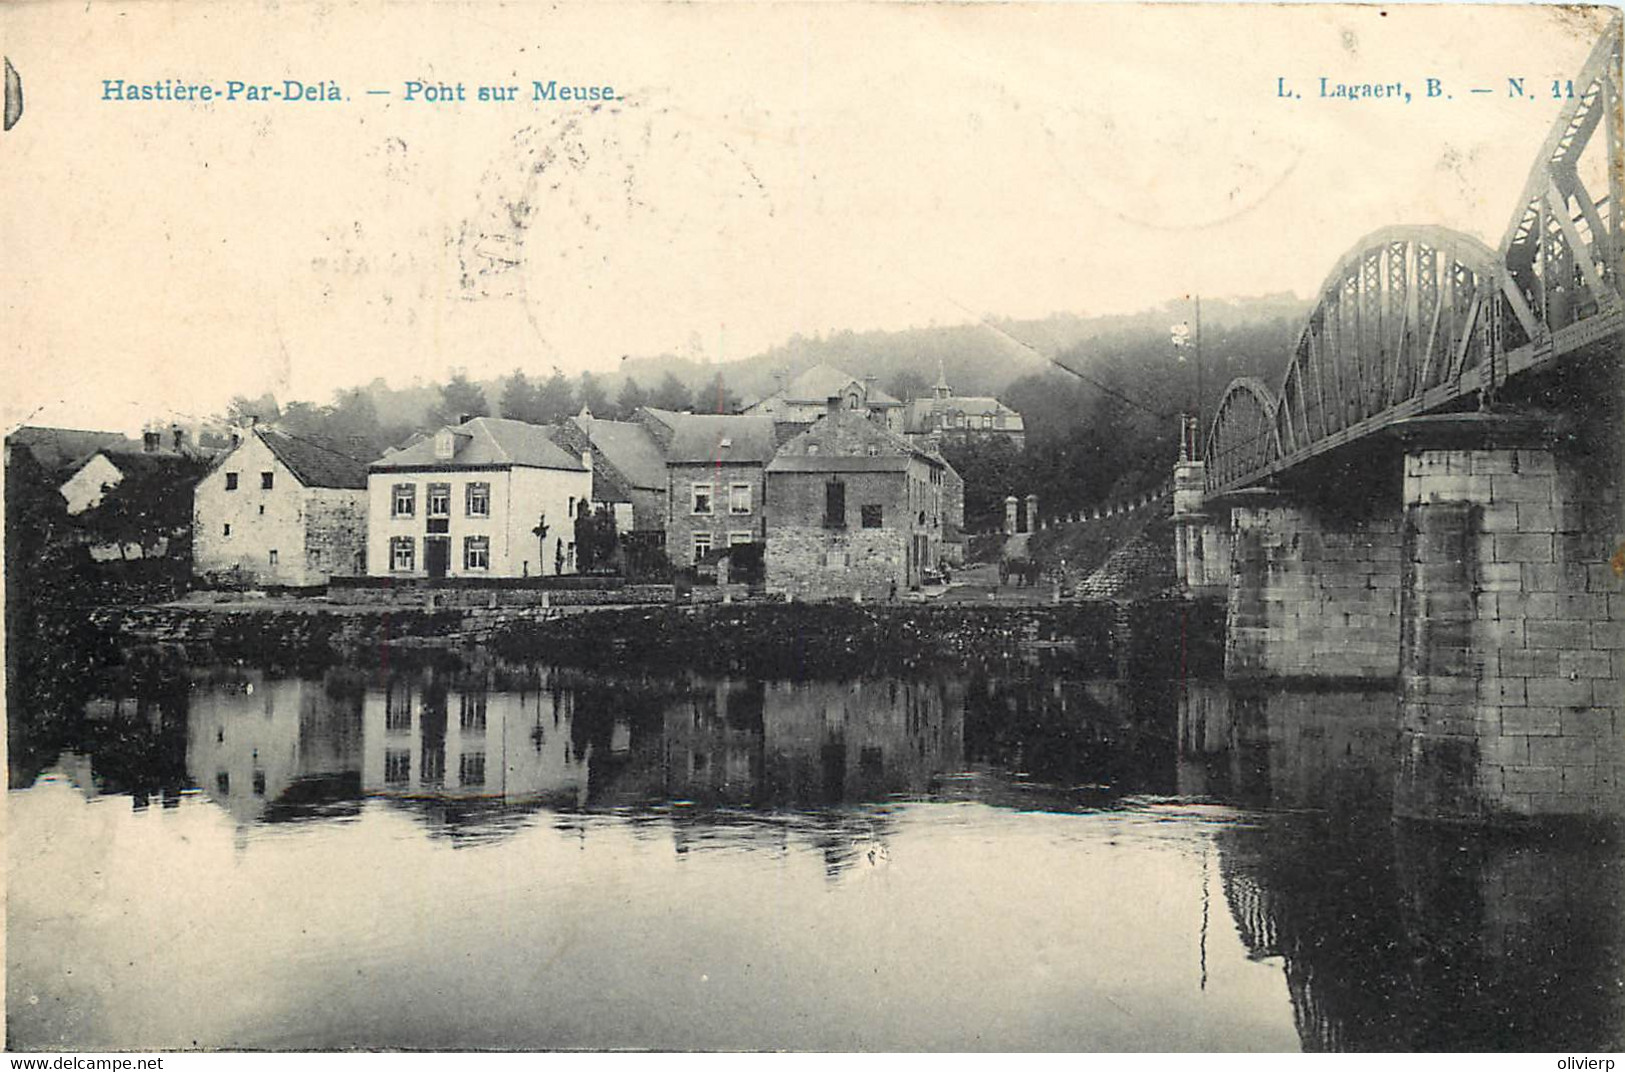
[8, 659, 1623, 1050]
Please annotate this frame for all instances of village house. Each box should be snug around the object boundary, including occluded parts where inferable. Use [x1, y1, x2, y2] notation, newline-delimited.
[903, 368, 1026, 449]
[743, 364, 906, 433]
[6, 425, 132, 478]
[59, 426, 211, 516]
[193, 426, 370, 587]
[663, 414, 778, 567]
[367, 416, 591, 579]
[764, 408, 946, 599]
[546, 410, 670, 536]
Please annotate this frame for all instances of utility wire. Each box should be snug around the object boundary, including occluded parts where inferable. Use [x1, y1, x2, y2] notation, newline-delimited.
[973, 316, 1182, 420]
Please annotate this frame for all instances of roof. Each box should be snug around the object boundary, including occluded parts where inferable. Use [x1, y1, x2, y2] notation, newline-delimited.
[7, 426, 131, 473]
[90, 447, 206, 480]
[780, 364, 902, 406]
[257, 429, 371, 489]
[664, 414, 779, 465]
[766, 410, 940, 473]
[569, 415, 667, 490]
[371, 417, 586, 473]
[905, 395, 1025, 432]
[634, 407, 685, 450]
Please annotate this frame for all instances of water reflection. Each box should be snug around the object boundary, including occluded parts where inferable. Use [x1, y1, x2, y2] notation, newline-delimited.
[7, 663, 1622, 1051]
[1181, 681, 1625, 1051]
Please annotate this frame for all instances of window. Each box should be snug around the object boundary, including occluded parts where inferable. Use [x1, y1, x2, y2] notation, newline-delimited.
[268, 549, 279, 567]
[222, 523, 231, 537]
[464, 535, 490, 571]
[459, 693, 487, 732]
[392, 483, 415, 518]
[384, 749, 411, 785]
[427, 483, 451, 517]
[252, 770, 266, 796]
[861, 504, 883, 529]
[460, 752, 486, 788]
[729, 483, 752, 514]
[466, 482, 490, 517]
[224, 472, 238, 491]
[258, 504, 265, 516]
[385, 684, 412, 731]
[691, 483, 713, 515]
[692, 532, 713, 563]
[390, 536, 415, 572]
[982, 414, 994, 429]
[824, 480, 846, 528]
[729, 532, 753, 546]
[260, 471, 274, 490]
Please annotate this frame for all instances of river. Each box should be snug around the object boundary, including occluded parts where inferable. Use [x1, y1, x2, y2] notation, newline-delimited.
[8, 655, 1622, 1050]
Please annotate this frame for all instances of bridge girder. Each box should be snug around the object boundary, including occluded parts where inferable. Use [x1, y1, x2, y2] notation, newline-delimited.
[1203, 20, 1625, 497]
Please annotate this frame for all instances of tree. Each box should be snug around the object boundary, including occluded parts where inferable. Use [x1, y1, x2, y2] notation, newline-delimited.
[615, 377, 649, 418]
[226, 392, 281, 424]
[500, 370, 544, 423]
[536, 369, 576, 425]
[650, 371, 693, 412]
[433, 369, 490, 426]
[577, 371, 609, 417]
[696, 372, 742, 414]
[574, 503, 619, 572]
[885, 368, 932, 404]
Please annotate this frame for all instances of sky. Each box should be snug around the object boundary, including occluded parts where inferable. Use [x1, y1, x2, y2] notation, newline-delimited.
[1, 1, 1613, 433]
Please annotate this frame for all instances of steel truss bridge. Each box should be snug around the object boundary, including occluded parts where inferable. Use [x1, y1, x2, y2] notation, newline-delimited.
[1203, 23, 1625, 495]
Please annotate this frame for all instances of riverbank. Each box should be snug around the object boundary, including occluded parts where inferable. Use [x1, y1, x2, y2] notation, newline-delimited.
[88, 596, 1225, 679]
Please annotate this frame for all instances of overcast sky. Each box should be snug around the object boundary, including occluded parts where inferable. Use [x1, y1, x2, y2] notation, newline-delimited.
[2, 2, 1610, 433]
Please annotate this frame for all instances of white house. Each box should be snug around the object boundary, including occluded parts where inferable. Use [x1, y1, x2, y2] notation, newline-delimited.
[367, 417, 592, 579]
[193, 427, 370, 587]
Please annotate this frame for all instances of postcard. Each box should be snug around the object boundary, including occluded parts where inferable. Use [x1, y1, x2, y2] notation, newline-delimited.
[3, 1, 1622, 1055]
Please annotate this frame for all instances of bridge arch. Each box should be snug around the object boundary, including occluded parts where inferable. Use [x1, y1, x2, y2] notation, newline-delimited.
[1203, 377, 1281, 492]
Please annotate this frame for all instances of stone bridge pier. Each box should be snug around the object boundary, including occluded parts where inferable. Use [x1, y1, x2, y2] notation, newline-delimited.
[1181, 409, 1623, 824]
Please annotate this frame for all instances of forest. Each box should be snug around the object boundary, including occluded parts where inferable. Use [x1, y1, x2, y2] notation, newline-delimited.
[220, 295, 1311, 533]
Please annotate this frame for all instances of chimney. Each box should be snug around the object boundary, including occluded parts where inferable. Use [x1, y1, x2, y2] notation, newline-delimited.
[580, 450, 593, 472]
[459, 413, 477, 425]
[142, 430, 160, 453]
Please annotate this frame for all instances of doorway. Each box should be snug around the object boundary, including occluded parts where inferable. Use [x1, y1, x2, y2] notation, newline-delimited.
[425, 536, 450, 579]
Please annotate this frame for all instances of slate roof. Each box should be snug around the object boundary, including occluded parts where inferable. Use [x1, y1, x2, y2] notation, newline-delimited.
[7, 426, 131, 473]
[780, 364, 903, 406]
[905, 395, 1025, 433]
[568, 414, 667, 490]
[258, 429, 371, 489]
[371, 417, 586, 473]
[665, 414, 779, 465]
[766, 410, 939, 473]
[634, 407, 685, 450]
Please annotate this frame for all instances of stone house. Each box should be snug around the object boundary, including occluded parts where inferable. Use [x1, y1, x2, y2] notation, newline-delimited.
[764, 409, 946, 599]
[367, 416, 591, 579]
[743, 364, 906, 433]
[193, 427, 370, 587]
[663, 414, 778, 566]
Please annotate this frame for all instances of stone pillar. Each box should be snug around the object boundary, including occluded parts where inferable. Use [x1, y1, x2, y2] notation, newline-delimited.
[1225, 489, 1404, 681]
[1395, 414, 1623, 823]
[1024, 494, 1039, 534]
[1004, 496, 1019, 536]
[1172, 458, 1212, 595]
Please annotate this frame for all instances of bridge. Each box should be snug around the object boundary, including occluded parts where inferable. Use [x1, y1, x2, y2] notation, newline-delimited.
[1172, 22, 1625, 826]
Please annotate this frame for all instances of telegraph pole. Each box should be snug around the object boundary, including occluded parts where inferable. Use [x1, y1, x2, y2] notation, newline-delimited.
[1194, 295, 1203, 459]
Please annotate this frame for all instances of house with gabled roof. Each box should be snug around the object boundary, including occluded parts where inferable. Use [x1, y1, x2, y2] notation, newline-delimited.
[193, 426, 371, 587]
[6, 425, 132, 477]
[662, 413, 778, 567]
[765, 409, 946, 599]
[742, 364, 906, 432]
[547, 410, 670, 534]
[367, 416, 591, 579]
[902, 367, 1025, 449]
